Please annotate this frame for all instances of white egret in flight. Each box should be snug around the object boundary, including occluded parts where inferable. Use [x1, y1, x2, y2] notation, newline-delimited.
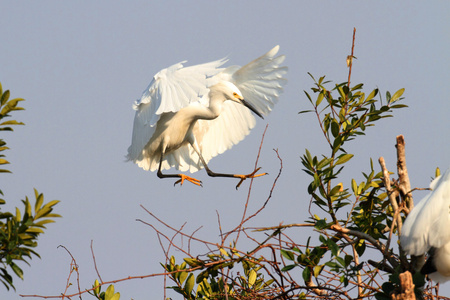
[400, 168, 450, 282]
[127, 46, 287, 187]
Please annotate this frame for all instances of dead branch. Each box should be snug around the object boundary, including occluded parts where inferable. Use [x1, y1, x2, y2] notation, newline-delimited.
[391, 271, 416, 300]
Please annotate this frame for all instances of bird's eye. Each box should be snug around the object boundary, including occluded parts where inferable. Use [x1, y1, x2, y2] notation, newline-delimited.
[233, 92, 238, 97]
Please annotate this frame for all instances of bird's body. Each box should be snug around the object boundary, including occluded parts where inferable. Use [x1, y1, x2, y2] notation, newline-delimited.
[127, 46, 287, 186]
[400, 168, 450, 282]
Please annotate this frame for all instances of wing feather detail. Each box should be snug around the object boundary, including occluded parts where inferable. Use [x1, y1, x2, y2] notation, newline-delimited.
[193, 102, 256, 166]
[191, 45, 287, 166]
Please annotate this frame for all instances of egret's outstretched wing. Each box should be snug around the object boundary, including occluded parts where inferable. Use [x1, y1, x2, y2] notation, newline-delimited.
[401, 168, 450, 255]
[230, 45, 288, 116]
[127, 59, 226, 164]
[193, 102, 256, 166]
[193, 46, 287, 164]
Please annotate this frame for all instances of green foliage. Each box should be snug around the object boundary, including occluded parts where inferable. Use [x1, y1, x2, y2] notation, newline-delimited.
[292, 76, 408, 295]
[90, 279, 121, 300]
[0, 82, 60, 290]
[0, 82, 25, 174]
[163, 255, 275, 299]
[300, 74, 405, 220]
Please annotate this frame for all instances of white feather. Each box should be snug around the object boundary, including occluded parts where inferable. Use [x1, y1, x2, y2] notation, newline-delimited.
[401, 169, 450, 255]
[400, 168, 450, 282]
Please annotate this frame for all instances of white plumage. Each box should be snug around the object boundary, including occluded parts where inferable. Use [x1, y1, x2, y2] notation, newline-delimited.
[127, 46, 287, 186]
[401, 168, 450, 282]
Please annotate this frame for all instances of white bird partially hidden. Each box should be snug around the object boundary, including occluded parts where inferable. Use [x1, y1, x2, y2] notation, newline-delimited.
[127, 46, 287, 187]
[400, 168, 450, 282]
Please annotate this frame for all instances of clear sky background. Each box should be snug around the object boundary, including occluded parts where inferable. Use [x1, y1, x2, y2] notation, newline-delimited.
[1, 1, 449, 299]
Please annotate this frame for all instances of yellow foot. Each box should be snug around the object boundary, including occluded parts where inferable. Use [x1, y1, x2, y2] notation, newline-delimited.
[174, 174, 202, 187]
[234, 167, 267, 189]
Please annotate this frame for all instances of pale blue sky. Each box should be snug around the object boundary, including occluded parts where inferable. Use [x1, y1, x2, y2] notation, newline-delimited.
[1, 1, 449, 299]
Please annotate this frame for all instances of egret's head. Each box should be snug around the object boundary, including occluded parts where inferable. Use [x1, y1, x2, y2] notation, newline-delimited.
[219, 81, 244, 101]
[217, 81, 263, 119]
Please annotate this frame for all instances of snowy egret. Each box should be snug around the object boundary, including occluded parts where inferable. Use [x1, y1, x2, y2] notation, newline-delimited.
[127, 46, 287, 187]
[400, 168, 450, 282]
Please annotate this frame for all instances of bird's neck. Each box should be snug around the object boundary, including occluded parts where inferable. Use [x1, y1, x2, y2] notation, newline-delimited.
[194, 90, 227, 121]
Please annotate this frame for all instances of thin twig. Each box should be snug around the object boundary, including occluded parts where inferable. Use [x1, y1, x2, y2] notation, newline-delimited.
[57, 245, 82, 300]
[347, 27, 356, 87]
[90, 240, 103, 284]
[241, 148, 283, 225]
[234, 124, 269, 243]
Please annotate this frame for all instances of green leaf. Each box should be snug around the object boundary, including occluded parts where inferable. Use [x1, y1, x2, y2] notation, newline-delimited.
[336, 256, 346, 267]
[280, 249, 295, 261]
[25, 227, 44, 234]
[34, 207, 52, 220]
[302, 267, 311, 282]
[104, 284, 120, 300]
[110, 293, 120, 300]
[313, 265, 323, 278]
[305, 149, 312, 165]
[195, 269, 209, 284]
[304, 91, 313, 105]
[281, 264, 296, 272]
[298, 109, 313, 114]
[335, 154, 354, 165]
[355, 239, 366, 256]
[389, 88, 405, 103]
[329, 184, 343, 197]
[93, 279, 100, 296]
[1, 90, 10, 106]
[15, 207, 21, 222]
[34, 192, 44, 212]
[0, 120, 24, 126]
[330, 120, 340, 138]
[344, 255, 353, 267]
[42, 200, 60, 209]
[219, 248, 229, 257]
[327, 239, 339, 257]
[10, 262, 23, 280]
[325, 261, 340, 269]
[197, 278, 211, 296]
[248, 269, 257, 287]
[366, 88, 378, 102]
[314, 219, 328, 230]
[34, 219, 56, 227]
[178, 271, 188, 284]
[316, 157, 333, 170]
[316, 92, 324, 106]
[390, 104, 408, 109]
[385, 91, 391, 103]
[351, 179, 357, 195]
[184, 273, 195, 295]
[183, 258, 203, 268]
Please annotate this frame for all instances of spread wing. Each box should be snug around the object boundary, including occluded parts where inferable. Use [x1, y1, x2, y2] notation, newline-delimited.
[127, 59, 226, 165]
[401, 168, 450, 255]
[193, 45, 288, 164]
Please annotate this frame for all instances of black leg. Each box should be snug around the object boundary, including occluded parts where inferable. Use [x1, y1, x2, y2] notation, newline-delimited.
[193, 147, 267, 189]
[157, 150, 202, 186]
